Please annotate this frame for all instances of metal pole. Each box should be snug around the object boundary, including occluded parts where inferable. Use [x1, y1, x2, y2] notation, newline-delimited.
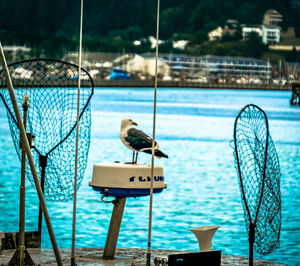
[0, 42, 63, 266]
[249, 223, 254, 266]
[19, 95, 29, 265]
[147, 0, 160, 265]
[38, 156, 46, 246]
[71, 0, 84, 264]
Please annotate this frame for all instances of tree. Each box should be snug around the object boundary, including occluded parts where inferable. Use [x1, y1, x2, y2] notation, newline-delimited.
[243, 32, 265, 58]
[0, 0, 299, 55]
[295, 27, 300, 38]
[286, 46, 300, 62]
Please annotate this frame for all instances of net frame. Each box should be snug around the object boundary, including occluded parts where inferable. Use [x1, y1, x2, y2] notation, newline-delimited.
[233, 104, 281, 262]
[0, 58, 94, 202]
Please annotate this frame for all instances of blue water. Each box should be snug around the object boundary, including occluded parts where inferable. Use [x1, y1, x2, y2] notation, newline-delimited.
[0, 88, 299, 265]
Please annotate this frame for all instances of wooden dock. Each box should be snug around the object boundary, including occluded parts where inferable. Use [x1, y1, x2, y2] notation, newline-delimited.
[0, 248, 286, 265]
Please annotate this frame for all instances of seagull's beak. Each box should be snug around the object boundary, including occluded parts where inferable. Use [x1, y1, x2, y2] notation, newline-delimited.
[132, 121, 138, 126]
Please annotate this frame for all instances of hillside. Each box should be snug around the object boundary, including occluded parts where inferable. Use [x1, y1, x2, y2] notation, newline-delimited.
[0, 0, 299, 59]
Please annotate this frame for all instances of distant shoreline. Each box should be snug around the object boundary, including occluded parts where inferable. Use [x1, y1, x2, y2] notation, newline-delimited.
[93, 80, 291, 91]
[0, 80, 292, 91]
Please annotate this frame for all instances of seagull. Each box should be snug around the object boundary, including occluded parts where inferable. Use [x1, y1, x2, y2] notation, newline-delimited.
[120, 118, 168, 164]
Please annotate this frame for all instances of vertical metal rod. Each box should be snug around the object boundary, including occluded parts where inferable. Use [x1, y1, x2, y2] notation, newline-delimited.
[38, 161, 46, 245]
[147, 0, 160, 265]
[249, 223, 254, 266]
[71, 0, 84, 264]
[0, 42, 63, 266]
[19, 96, 29, 265]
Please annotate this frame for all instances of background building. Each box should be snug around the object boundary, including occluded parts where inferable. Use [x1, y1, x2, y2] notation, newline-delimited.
[208, 27, 223, 41]
[242, 27, 262, 40]
[150, 53, 272, 82]
[262, 9, 282, 44]
[198, 55, 272, 81]
[263, 9, 283, 26]
[262, 25, 281, 44]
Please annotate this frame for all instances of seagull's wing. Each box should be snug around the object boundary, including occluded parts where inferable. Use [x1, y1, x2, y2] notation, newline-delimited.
[125, 128, 157, 151]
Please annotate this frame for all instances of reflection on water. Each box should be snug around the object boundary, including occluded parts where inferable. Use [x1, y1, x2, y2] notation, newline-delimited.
[0, 88, 299, 265]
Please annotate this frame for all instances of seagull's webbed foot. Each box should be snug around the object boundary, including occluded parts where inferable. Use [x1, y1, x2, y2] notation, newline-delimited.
[124, 151, 138, 164]
[124, 151, 135, 164]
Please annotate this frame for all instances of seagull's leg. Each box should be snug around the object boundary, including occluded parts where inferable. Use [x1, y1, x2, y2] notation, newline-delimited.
[135, 152, 138, 164]
[132, 151, 135, 164]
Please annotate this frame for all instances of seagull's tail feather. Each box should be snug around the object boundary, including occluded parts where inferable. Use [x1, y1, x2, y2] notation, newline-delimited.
[155, 150, 168, 158]
[143, 149, 168, 158]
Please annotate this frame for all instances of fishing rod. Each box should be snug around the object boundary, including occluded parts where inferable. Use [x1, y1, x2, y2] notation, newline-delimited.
[147, 0, 161, 265]
[71, 0, 84, 265]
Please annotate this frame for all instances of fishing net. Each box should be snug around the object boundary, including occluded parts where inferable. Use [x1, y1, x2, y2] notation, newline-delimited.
[233, 104, 281, 258]
[0, 59, 94, 201]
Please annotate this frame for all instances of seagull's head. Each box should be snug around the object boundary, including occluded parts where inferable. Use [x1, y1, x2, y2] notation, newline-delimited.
[121, 118, 138, 129]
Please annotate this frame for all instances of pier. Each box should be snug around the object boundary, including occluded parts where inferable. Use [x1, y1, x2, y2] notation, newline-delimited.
[92, 79, 292, 91]
[290, 81, 300, 106]
[0, 79, 292, 91]
[0, 248, 286, 265]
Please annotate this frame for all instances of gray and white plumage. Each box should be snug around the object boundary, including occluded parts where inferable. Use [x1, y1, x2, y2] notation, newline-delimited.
[120, 118, 168, 159]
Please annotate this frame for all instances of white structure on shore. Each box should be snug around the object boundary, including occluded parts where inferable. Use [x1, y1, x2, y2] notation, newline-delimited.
[242, 27, 262, 40]
[208, 27, 223, 41]
[262, 9, 282, 44]
[150, 53, 272, 80]
[117, 54, 170, 78]
[62, 51, 273, 82]
[262, 25, 281, 44]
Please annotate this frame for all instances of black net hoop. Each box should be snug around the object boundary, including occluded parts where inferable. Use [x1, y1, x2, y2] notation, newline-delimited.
[233, 104, 281, 256]
[0, 59, 94, 201]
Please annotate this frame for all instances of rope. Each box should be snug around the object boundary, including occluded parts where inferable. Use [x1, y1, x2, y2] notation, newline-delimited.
[71, 0, 84, 264]
[147, 0, 160, 265]
[101, 195, 119, 205]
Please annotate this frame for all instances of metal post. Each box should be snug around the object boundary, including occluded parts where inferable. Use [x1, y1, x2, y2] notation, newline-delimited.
[19, 95, 28, 265]
[103, 197, 126, 259]
[71, 0, 84, 264]
[0, 42, 63, 266]
[147, 0, 160, 265]
[38, 155, 47, 246]
[249, 223, 254, 266]
[8, 95, 35, 266]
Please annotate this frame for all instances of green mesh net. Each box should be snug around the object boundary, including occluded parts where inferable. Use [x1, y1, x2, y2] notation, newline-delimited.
[233, 104, 281, 258]
[0, 59, 94, 201]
